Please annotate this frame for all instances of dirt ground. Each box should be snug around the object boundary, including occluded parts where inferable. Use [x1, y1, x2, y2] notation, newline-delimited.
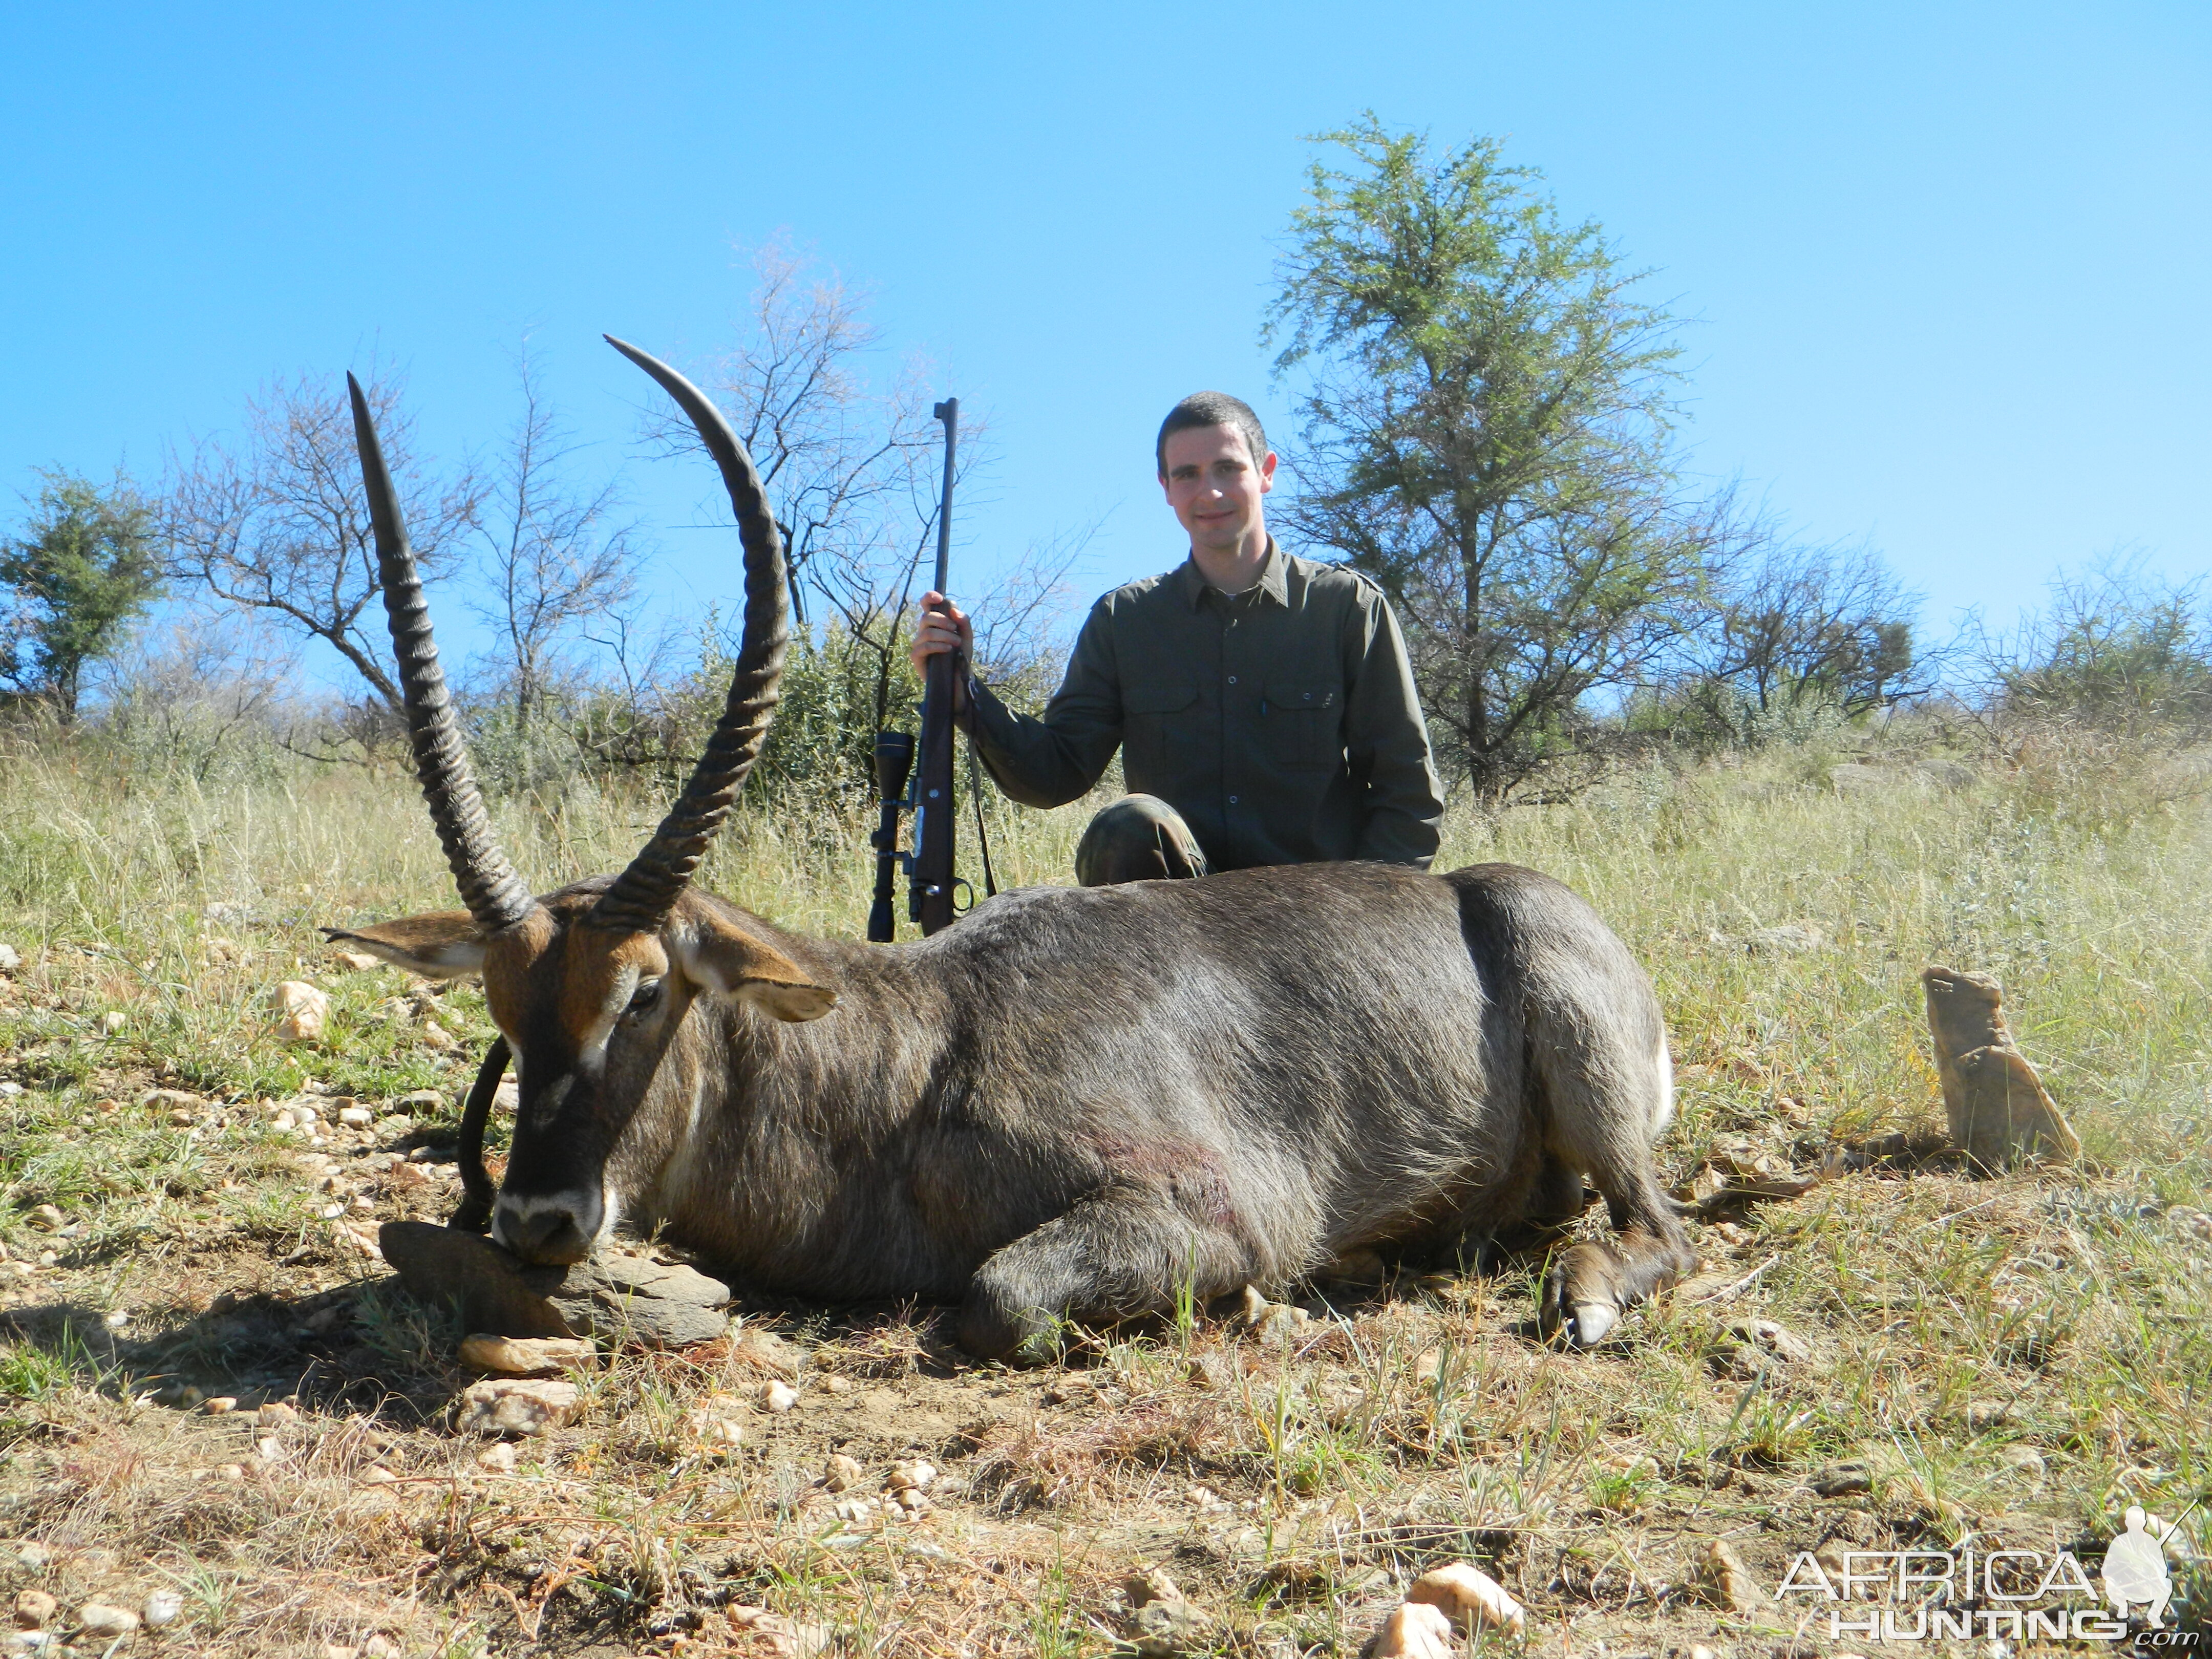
[4, 1054, 2205, 1657]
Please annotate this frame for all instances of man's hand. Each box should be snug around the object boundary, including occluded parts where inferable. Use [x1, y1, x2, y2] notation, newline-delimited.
[909, 591, 974, 712]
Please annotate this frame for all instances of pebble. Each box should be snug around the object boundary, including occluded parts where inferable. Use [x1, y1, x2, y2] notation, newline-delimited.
[475, 1441, 519, 1473]
[1366, 1602, 1455, 1659]
[824, 1453, 863, 1493]
[12, 1591, 56, 1629]
[762, 1379, 799, 1413]
[29, 1205, 63, 1231]
[75, 1605, 140, 1639]
[200, 1395, 240, 1416]
[215, 1463, 246, 1482]
[1408, 1562, 1526, 1635]
[339, 1107, 374, 1129]
[885, 1459, 937, 1493]
[101, 1011, 127, 1034]
[454, 1377, 578, 1438]
[141, 1590, 183, 1629]
[458, 1333, 597, 1376]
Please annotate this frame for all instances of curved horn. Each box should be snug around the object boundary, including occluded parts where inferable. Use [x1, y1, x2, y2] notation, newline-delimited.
[590, 336, 789, 933]
[348, 374, 537, 935]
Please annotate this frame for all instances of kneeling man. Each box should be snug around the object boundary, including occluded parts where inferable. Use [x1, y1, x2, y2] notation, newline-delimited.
[911, 391, 1443, 883]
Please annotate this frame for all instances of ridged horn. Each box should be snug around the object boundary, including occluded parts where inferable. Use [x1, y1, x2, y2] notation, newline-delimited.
[348, 373, 538, 935]
[590, 336, 789, 932]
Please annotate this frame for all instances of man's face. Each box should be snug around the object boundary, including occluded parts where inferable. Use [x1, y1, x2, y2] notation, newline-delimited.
[1160, 423, 1275, 556]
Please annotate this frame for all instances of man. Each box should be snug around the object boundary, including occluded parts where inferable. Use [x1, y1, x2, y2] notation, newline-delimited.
[910, 391, 1443, 884]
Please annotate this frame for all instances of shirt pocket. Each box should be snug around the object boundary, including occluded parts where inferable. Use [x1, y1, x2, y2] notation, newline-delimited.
[1261, 682, 1343, 772]
[1121, 683, 1197, 784]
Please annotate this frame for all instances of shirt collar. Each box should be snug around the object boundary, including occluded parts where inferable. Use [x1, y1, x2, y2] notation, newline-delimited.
[1174, 538, 1289, 610]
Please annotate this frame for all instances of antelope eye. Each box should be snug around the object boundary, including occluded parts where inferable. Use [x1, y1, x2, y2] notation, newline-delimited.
[623, 977, 664, 1022]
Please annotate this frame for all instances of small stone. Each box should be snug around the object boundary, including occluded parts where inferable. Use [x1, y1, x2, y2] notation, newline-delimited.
[0, 943, 19, 975]
[215, 1462, 246, 1482]
[339, 1107, 374, 1129]
[140, 1590, 183, 1629]
[458, 1333, 597, 1376]
[762, 1379, 799, 1413]
[256, 1434, 285, 1461]
[1407, 1562, 1526, 1635]
[101, 1010, 127, 1034]
[75, 1605, 140, 1639]
[475, 1441, 518, 1472]
[1812, 1460, 1874, 1497]
[823, 1375, 854, 1395]
[257, 1400, 300, 1425]
[333, 951, 384, 972]
[29, 1204, 63, 1230]
[1125, 1595, 1208, 1656]
[358, 1465, 397, 1485]
[824, 1453, 863, 1492]
[11, 1592, 56, 1630]
[885, 1459, 936, 1493]
[679, 1398, 747, 1456]
[201, 1395, 240, 1415]
[2000, 1444, 2046, 1480]
[269, 981, 330, 1044]
[1697, 1538, 1760, 1610]
[419, 1018, 458, 1051]
[1365, 1602, 1455, 1659]
[453, 1377, 578, 1438]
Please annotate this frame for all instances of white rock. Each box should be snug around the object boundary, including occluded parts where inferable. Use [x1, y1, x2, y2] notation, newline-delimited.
[1407, 1562, 1526, 1634]
[141, 1590, 183, 1629]
[885, 1459, 936, 1493]
[458, 1333, 597, 1375]
[0, 943, 20, 975]
[475, 1441, 518, 1472]
[1366, 1602, 1456, 1658]
[763, 1379, 799, 1413]
[823, 1453, 863, 1492]
[269, 981, 330, 1043]
[339, 1105, 374, 1128]
[101, 1010, 127, 1034]
[75, 1605, 140, 1639]
[453, 1377, 578, 1438]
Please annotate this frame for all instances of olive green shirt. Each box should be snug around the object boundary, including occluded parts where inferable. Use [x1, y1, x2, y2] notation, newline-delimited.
[964, 542, 1444, 870]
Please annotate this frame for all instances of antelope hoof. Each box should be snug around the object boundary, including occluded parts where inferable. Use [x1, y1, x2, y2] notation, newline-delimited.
[1567, 1301, 1619, 1347]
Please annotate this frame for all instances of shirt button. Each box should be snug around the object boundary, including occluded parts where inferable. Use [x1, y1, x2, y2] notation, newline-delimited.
[1226, 675, 1237, 685]
[1228, 795, 1239, 805]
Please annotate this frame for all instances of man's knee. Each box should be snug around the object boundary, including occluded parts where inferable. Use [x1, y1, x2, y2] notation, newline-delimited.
[1074, 794, 1209, 886]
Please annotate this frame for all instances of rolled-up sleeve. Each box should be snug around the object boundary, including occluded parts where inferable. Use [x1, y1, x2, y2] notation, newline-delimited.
[964, 599, 1126, 809]
[1343, 586, 1444, 866]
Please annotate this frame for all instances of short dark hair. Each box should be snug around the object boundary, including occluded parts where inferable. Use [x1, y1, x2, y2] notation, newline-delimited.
[1155, 392, 1268, 479]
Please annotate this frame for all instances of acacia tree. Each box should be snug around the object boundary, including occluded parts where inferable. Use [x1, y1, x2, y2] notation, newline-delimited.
[1268, 116, 1706, 798]
[162, 369, 479, 712]
[0, 470, 164, 719]
[1669, 519, 1922, 744]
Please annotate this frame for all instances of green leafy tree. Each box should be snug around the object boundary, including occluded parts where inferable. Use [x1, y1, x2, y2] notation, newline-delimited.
[1268, 116, 1709, 797]
[0, 471, 164, 718]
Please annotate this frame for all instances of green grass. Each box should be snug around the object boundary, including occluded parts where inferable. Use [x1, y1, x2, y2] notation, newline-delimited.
[1, 727, 2208, 1652]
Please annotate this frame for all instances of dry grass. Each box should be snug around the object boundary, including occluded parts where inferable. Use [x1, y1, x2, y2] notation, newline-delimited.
[2, 732, 2209, 1654]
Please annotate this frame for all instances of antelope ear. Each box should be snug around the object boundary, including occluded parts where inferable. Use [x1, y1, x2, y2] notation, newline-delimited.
[678, 916, 838, 1023]
[321, 913, 486, 979]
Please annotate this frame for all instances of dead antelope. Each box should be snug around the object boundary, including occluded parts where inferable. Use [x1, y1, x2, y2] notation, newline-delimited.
[327, 337, 1695, 1359]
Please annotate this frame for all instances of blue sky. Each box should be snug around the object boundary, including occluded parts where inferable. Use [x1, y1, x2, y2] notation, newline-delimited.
[3, 3, 2205, 692]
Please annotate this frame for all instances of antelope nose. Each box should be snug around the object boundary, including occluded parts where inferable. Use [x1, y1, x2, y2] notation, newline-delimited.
[493, 1194, 598, 1266]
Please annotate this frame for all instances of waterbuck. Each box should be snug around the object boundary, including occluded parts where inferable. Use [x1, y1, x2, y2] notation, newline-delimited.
[327, 337, 1695, 1360]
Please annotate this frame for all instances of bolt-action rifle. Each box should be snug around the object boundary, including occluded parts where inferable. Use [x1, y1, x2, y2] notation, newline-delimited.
[868, 398, 962, 942]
